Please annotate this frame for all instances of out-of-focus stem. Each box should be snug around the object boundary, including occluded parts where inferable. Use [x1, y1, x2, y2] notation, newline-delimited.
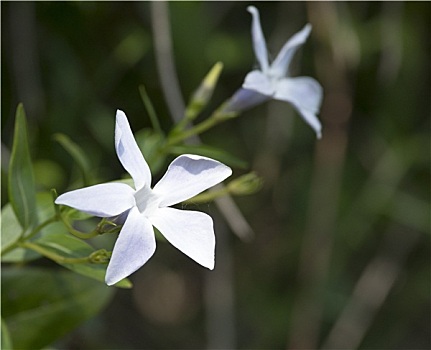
[150, 2, 185, 123]
[287, 2, 354, 349]
[322, 230, 419, 349]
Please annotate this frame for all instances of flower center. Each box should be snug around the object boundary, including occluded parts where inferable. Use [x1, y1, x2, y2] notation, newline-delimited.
[134, 184, 161, 216]
[266, 67, 283, 81]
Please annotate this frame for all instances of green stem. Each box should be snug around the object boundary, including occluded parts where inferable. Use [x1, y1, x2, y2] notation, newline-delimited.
[1, 216, 58, 256]
[26, 216, 57, 240]
[58, 212, 100, 239]
[167, 111, 237, 148]
[19, 241, 91, 264]
[1, 241, 20, 256]
[167, 114, 220, 146]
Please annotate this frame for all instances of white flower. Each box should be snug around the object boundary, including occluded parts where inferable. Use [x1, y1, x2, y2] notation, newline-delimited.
[239, 6, 323, 138]
[55, 110, 232, 286]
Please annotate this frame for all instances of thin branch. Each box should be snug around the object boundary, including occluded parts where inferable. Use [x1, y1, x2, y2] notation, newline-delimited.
[287, 2, 354, 348]
[322, 230, 419, 349]
[150, 1, 185, 123]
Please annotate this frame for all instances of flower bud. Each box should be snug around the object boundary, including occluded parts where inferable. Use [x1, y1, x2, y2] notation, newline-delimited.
[227, 172, 263, 195]
[185, 62, 224, 121]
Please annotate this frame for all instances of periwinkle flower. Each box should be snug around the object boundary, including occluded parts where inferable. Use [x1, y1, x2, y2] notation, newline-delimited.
[56, 110, 232, 285]
[226, 6, 323, 138]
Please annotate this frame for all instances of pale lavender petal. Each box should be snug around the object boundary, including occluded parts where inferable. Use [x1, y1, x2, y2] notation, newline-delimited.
[55, 183, 135, 217]
[153, 154, 232, 207]
[115, 110, 151, 190]
[105, 207, 156, 286]
[222, 88, 271, 113]
[243, 70, 275, 96]
[247, 6, 269, 71]
[274, 77, 323, 138]
[271, 24, 312, 77]
[149, 207, 215, 269]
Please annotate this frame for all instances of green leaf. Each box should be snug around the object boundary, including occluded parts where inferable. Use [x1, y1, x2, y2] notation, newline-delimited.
[1, 204, 22, 253]
[1, 246, 40, 264]
[169, 144, 248, 169]
[8, 103, 37, 231]
[1, 318, 13, 350]
[35, 230, 132, 289]
[53, 133, 92, 186]
[1, 203, 40, 263]
[2, 191, 63, 262]
[2, 267, 114, 349]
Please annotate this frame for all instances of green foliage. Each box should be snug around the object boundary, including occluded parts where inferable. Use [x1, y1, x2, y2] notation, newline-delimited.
[1, 267, 114, 349]
[34, 229, 132, 289]
[7, 104, 37, 231]
[1, 204, 40, 263]
[139, 84, 162, 134]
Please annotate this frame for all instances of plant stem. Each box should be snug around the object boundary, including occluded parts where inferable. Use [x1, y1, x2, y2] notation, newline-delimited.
[19, 241, 91, 264]
[166, 110, 237, 148]
[58, 212, 100, 239]
[26, 215, 57, 240]
[1, 215, 58, 256]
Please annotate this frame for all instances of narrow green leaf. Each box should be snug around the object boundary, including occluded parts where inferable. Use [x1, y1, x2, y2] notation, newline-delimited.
[169, 144, 248, 169]
[2, 267, 114, 349]
[139, 84, 162, 134]
[53, 133, 92, 186]
[8, 103, 37, 231]
[35, 230, 132, 288]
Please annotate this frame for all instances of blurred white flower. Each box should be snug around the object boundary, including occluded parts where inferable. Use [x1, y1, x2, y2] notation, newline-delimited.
[56, 110, 232, 286]
[228, 6, 323, 138]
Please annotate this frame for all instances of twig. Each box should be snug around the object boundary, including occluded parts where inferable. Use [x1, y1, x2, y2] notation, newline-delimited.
[321, 230, 419, 349]
[150, 2, 185, 123]
[287, 2, 354, 348]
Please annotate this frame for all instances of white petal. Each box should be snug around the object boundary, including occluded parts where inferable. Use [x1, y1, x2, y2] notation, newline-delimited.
[115, 110, 151, 190]
[274, 77, 323, 138]
[55, 183, 135, 217]
[105, 207, 156, 286]
[247, 6, 269, 71]
[149, 207, 215, 269]
[275, 77, 323, 113]
[243, 70, 275, 96]
[153, 154, 232, 207]
[271, 24, 312, 77]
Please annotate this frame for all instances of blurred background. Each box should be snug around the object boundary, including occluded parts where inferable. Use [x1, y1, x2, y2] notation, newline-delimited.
[1, 1, 430, 349]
